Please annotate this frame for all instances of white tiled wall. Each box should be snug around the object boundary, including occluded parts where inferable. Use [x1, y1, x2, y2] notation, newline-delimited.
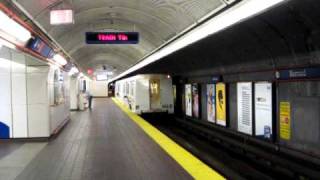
[0, 47, 71, 139]
[49, 70, 70, 133]
[27, 65, 50, 138]
[0, 47, 12, 138]
[11, 52, 27, 138]
[28, 104, 49, 137]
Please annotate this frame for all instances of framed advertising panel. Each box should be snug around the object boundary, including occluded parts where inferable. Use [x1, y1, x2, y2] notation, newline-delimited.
[185, 84, 192, 116]
[237, 82, 253, 135]
[207, 84, 216, 123]
[192, 84, 199, 118]
[216, 83, 226, 126]
[254, 82, 273, 139]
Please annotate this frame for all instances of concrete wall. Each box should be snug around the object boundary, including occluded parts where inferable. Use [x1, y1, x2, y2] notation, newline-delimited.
[0, 46, 28, 138]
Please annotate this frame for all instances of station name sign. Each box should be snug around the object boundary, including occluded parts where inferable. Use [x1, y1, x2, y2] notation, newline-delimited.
[86, 32, 139, 44]
[276, 67, 320, 80]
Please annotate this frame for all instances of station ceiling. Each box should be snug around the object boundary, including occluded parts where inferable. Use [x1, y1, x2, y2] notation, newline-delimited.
[14, 0, 229, 76]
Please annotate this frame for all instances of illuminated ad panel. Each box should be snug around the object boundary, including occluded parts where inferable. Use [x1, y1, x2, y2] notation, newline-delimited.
[192, 84, 199, 118]
[254, 82, 273, 139]
[237, 82, 253, 135]
[216, 83, 226, 126]
[86, 32, 139, 44]
[185, 84, 192, 116]
[207, 84, 216, 123]
[50, 9, 74, 25]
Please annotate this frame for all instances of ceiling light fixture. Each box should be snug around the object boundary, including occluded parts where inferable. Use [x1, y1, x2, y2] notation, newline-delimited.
[53, 54, 67, 66]
[109, 0, 284, 82]
[68, 66, 79, 76]
[0, 10, 31, 45]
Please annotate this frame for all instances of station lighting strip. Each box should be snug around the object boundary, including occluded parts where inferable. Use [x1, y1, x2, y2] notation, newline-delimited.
[109, 0, 285, 82]
[0, 5, 80, 75]
[0, 10, 31, 46]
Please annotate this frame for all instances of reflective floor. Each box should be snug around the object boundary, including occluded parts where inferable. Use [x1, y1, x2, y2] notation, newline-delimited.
[0, 98, 191, 180]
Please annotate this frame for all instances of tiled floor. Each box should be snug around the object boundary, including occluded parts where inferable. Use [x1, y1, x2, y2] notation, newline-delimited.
[1, 98, 191, 180]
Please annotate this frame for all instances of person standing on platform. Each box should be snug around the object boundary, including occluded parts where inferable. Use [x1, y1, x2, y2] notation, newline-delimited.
[87, 91, 93, 110]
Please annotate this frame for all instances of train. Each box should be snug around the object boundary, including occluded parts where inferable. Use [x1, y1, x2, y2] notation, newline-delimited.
[115, 74, 174, 114]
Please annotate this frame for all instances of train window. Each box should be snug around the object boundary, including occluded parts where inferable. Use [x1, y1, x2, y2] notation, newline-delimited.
[150, 79, 161, 110]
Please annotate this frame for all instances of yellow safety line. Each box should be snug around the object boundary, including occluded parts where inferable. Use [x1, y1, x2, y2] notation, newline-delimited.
[112, 98, 225, 180]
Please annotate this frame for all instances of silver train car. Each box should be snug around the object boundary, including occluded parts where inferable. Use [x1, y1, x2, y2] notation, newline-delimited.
[115, 74, 174, 114]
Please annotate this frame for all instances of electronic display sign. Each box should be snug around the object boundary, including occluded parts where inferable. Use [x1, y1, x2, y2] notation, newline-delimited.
[27, 37, 53, 58]
[86, 32, 139, 44]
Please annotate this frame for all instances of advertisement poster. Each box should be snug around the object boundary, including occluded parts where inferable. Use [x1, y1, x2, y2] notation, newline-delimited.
[237, 82, 253, 135]
[207, 84, 216, 123]
[185, 84, 192, 116]
[216, 83, 226, 126]
[280, 102, 291, 140]
[254, 82, 273, 139]
[192, 84, 199, 118]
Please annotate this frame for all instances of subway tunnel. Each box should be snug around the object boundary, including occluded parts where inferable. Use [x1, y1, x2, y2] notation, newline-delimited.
[0, 0, 320, 179]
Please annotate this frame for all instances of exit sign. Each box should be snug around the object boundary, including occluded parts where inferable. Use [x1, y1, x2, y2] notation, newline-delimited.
[85, 32, 139, 44]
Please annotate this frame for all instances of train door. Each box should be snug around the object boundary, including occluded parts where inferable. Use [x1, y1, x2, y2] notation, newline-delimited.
[150, 79, 161, 110]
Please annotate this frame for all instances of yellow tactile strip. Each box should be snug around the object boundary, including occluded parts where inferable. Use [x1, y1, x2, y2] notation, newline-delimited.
[112, 98, 225, 180]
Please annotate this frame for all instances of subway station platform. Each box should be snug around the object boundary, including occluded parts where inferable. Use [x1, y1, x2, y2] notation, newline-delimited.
[0, 98, 223, 180]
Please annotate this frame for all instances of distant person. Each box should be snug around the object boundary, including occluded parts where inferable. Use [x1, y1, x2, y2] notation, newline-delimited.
[87, 92, 93, 109]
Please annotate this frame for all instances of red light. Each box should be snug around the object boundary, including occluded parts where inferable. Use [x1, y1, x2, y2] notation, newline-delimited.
[87, 68, 93, 75]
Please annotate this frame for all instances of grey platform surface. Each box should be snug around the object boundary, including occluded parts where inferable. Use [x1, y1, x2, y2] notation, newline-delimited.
[9, 98, 192, 180]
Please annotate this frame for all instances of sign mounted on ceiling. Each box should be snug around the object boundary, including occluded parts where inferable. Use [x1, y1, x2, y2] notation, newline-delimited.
[85, 32, 139, 44]
[27, 37, 54, 58]
[50, 9, 74, 25]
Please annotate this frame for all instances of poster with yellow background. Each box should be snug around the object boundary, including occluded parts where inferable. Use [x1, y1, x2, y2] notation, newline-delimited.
[216, 83, 226, 126]
[280, 102, 291, 140]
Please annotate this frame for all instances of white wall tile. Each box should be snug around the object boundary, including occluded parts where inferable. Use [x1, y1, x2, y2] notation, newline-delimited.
[12, 74, 27, 105]
[27, 73, 48, 104]
[0, 74, 11, 106]
[12, 105, 28, 138]
[27, 66, 49, 73]
[0, 47, 11, 75]
[0, 105, 12, 138]
[11, 51, 26, 73]
[28, 104, 49, 137]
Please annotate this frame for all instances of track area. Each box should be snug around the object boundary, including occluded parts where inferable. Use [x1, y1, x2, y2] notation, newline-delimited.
[142, 114, 320, 180]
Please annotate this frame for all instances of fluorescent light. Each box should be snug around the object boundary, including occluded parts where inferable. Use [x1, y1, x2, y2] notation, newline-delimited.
[50, 9, 74, 25]
[0, 38, 16, 49]
[68, 66, 79, 76]
[96, 74, 108, 81]
[109, 0, 284, 82]
[53, 54, 67, 66]
[70, 66, 79, 73]
[0, 11, 31, 45]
